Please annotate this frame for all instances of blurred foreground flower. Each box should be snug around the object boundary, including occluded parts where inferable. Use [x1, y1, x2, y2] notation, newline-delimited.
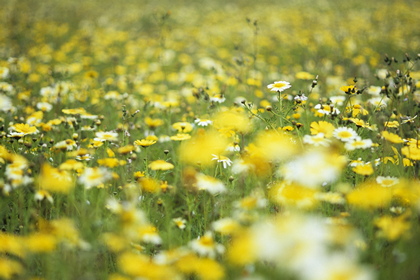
[178, 129, 229, 167]
[79, 167, 112, 189]
[38, 163, 74, 194]
[279, 149, 346, 188]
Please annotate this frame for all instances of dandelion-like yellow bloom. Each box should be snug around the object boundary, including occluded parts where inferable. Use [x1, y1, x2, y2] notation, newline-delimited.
[138, 177, 161, 193]
[148, 160, 174, 171]
[401, 142, 420, 160]
[134, 139, 156, 147]
[144, 117, 164, 129]
[340, 85, 356, 94]
[172, 122, 193, 133]
[170, 133, 191, 141]
[352, 162, 374, 175]
[10, 123, 38, 136]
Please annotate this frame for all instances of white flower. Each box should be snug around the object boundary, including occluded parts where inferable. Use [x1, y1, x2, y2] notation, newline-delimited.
[226, 142, 241, 152]
[173, 217, 187, 229]
[329, 96, 346, 106]
[0, 67, 9, 79]
[303, 133, 331, 147]
[36, 102, 53, 112]
[0, 82, 13, 92]
[314, 104, 340, 115]
[294, 94, 308, 102]
[210, 94, 226, 103]
[0, 94, 13, 112]
[367, 86, 382, 95]
[367, 96, 389, 108]
[333, 127, 359, 142]
[344, 137, 373, 151]
[267, 81, 292, 92]
[280, 150, 346, 189]
[189, 231, 225, 258]
[94, 131, 119, 142]
[79, 167, 112, 189]
[195, 173, 226, 194]
[194, 118, 213, 127]
[376, 176, 399, 187]
[211, 154, 232, 168]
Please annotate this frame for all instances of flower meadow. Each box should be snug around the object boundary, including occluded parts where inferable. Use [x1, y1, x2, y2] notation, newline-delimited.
[1, 0, 420, 279]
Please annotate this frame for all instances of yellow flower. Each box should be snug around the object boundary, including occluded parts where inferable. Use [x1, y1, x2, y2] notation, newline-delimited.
[175, 254, 225, 280]
[212, 108, 252, 134]
[59, 159, 84, 171]
[0, 232, 25, 257]
[0, 257, 23, 279]
[170, 133, 191, 141]
[37, 163, 74, 194]
[25, 233, 57, 253]
[62, 108, 87, 115]
[118, 252, 179, 279]
[384, 120, 399, 128]
[252, 130, 300, 162]
[178, 129, 228, 167]
[381, 131, 404, 143]
[401, 142, 420, 160]
[375, 215, 410, 241]
[347, 181, 393, 209]
[352, 162, 374, 175]
[295, 71, 315, 80]
[227, 231, 257, 265]
[134, 139, 156, 147]
[269, 182, 318, 209]
[340, 85, 356, 94]
[172, 122, 193, 133]
[144, 117, 164, 129]
[117, 145, 136, 154]
[138, 177, 161, 193]
[134, 171, 145, 179]
[97, 158, 126, 168]
[102, 233, 128, 252]
[9, 123, 38, 136]
[348, 117, 368, 127]
[148, 160, 174, 171]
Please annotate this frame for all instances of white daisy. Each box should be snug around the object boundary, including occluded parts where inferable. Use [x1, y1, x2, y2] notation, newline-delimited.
[376, 176, 399, 187]
[344, 137, 373, 151]
[303, 133, 332, 147]
[267, 81, 292, 92]
[194, 118, 213, 127]
[333, 127, 359, 142]
[211, 154, 233, 168]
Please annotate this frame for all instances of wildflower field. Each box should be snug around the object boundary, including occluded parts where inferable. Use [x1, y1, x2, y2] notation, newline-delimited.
[1, 0, 420, 279]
